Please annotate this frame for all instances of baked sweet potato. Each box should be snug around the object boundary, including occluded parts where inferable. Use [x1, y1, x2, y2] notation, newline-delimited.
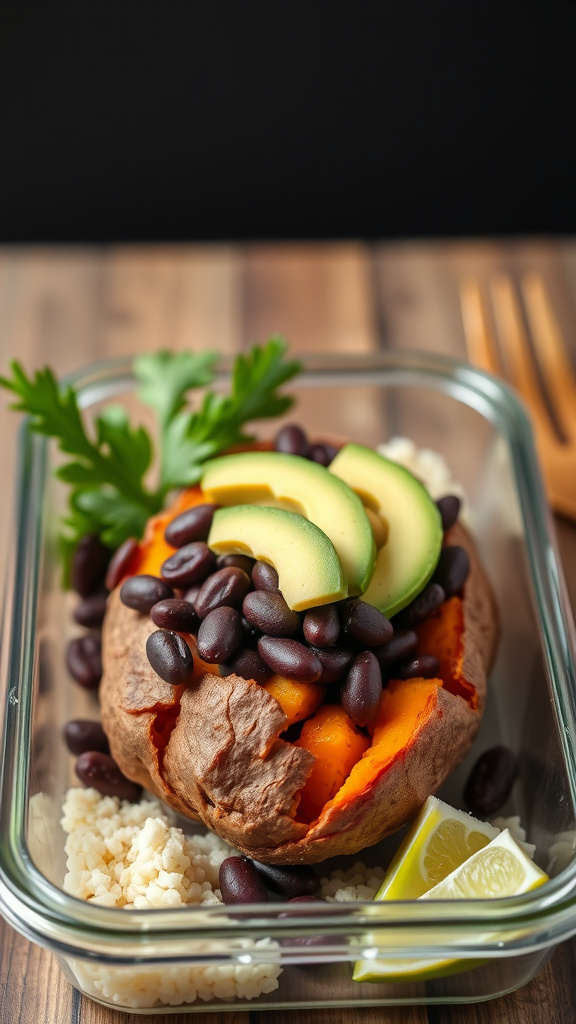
[100, 497, 498, 864]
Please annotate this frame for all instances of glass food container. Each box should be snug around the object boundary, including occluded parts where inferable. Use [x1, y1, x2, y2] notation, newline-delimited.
[2, 351, 576, 1014]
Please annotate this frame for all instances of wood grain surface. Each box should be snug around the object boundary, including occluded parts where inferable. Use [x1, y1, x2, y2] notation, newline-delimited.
[1, 242, 576, 1024]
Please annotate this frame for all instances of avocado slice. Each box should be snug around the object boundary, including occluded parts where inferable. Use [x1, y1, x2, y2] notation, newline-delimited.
[329, 443, 442, 617]
[201, 451, 375, 595]
[207, 505, 348, 611]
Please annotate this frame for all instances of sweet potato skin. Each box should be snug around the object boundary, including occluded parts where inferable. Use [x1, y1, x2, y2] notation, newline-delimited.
[100, 519, 498, 864]
[449, 521, 499, 712]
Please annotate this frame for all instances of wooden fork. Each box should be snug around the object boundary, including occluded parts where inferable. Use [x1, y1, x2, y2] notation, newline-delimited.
[460, 273, 576, 520]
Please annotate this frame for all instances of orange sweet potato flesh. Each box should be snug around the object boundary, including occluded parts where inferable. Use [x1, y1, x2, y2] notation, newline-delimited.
[263, 676, 327, 730]
[415, 596, 475, 706]
[101, 485, 498, 863]
[294, 705, 371, 823]
[319, 678, 447, 817]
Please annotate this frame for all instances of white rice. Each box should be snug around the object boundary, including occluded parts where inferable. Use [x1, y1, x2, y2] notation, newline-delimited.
[60, 788, 282, 1006]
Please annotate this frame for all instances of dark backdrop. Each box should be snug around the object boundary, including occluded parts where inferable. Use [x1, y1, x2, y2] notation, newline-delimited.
[0, 1, 574, 242]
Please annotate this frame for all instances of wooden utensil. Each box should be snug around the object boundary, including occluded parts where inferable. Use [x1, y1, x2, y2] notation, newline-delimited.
[460, 273, 576, 520]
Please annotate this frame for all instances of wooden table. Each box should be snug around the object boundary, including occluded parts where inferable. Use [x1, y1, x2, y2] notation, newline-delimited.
[1, 241, 576, 1024]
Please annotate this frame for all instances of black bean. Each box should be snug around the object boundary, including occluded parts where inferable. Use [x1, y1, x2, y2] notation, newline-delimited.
[146, 630, 195, 685]
[309, 645, 354, 684]
[251, 561, 280, 593]
[373, 629, 418, 669]
[464, 745, 519, 816]
[66, 636, 102, 689]
[392, 654, 440, 680]
[105, 537, 139, 591]
[437, 495, 461, 532]
[150, 599, 199, 633]
[164, 504, 221, 547]
[74, 590, 108, 628]
[195, 567, 252, 619]
[197, 606, 244, 663]
[258, 637, 322, 682]
[183, 583, 202, 605]
[278, 898, 337, 952]
[75, 751, 142, 801]
[303, 604, 340, 647]
[219, 647, 272, 684]
[308, 444, 331, 467]
[274, 424, 310, 459]
[342, 599, 393, 647]
[243, 591, 300, 638]
[64, 720, 110, 756]
[433, 545, 470, 598]
[161, 542, 216, 588]
[394, 583, 445, 628]
[219, 856, 268, 904]
[251, 860, 319, 897]
[216, 553, 256, 575]
[120, 574, 174, 613]
[341, 651, 382, 727]
[321, 443, 339, 463]
[71, 534, 110, 597]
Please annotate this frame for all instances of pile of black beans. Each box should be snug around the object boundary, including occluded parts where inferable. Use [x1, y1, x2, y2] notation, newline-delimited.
[64, 534, 143, 800]
[117, 425, 470, 732]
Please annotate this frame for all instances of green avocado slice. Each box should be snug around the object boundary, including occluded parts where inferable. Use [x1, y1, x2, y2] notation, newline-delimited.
[207, 505, 348, 611]
[201, 451, 375, 595]
[329, 443, 442, 617]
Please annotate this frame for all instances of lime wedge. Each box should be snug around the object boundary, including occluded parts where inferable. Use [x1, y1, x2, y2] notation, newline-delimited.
[353, 807, 546, 985]
[352, 955, 482, 984]
[421, 829, 548, 900]
[374, 796, 500, 901]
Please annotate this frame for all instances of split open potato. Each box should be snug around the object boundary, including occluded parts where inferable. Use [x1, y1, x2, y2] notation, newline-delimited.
[100, 476, 498, 865]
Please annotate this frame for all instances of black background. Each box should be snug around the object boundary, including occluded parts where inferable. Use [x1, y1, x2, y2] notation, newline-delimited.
[0, 1, 574, 242]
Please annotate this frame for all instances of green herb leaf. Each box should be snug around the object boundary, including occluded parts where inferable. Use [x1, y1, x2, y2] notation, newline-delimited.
[134, 350, 217, 429]
[159, 337, 302, 492]
[0, 362, 160, 561]
[95, 405, 153, 484]
[134, 349, 218, 493]
[1, 339, 301, 583]
[73, 488, 151, 550]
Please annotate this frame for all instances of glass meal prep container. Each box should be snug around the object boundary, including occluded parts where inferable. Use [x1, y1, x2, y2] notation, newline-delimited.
[2, 350, 576, 1014]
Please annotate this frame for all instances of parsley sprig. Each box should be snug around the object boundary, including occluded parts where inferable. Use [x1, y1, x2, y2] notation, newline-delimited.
[158, 338, 302, 493]
[0, 338, 301, 572]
